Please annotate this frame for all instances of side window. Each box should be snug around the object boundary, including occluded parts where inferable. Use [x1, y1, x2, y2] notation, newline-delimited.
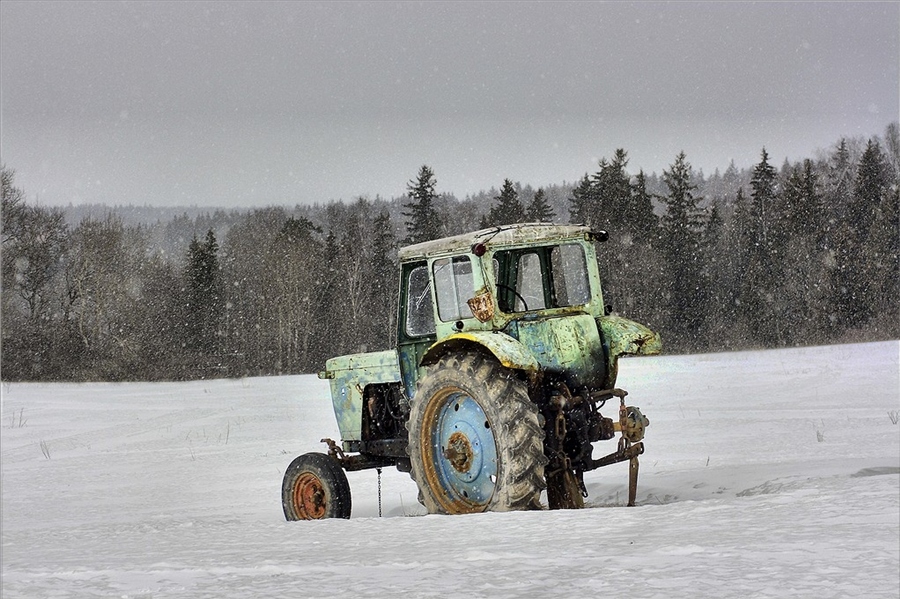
[405, 264, 435, 337]
[550, 244, 590, 306]
[433, 256, 475, 321]
[516, 252, 546, 311]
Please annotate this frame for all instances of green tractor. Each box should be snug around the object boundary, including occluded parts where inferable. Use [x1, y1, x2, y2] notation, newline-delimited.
[282, 223, 660, 520]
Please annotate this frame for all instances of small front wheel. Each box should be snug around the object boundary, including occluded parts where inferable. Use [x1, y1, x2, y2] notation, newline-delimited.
[282, 452, 351, 520]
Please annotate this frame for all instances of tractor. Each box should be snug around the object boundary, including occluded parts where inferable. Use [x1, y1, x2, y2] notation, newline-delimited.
[282, 223, 661, 519]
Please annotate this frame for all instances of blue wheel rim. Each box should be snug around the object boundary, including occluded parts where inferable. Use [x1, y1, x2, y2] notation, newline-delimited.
[430, 390, 498, 506]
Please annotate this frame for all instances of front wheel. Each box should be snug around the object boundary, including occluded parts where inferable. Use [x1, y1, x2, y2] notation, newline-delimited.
[407, 352, 546, 514]
[282, 452, 351, 520]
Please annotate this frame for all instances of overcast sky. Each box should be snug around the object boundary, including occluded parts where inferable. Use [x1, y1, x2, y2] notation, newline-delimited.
[1, 1, 897, 208]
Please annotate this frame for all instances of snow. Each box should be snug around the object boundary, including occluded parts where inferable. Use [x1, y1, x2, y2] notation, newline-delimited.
[2, 341, 898, 598]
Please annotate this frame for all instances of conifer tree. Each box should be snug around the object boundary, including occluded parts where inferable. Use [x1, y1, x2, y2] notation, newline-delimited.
[658, 152, 707, 351]
[749, 148, 780, 249]
[778, 160, 829, 342]
[742, 148, 785, 345]
[483, 178, 525, 227]
[525, 188, 555, 222]
[823, 138, 854, 252]
[629, 170, 659, 243]
[184, 229, 223, 360]
[781, 159, 821, 239]
[852, 139, 889, 241]
[699, 198, 727, 346]
[402, 165, 442, 245]
[866, 185, 899, 336]
[311, 228, 343, 365]
[568, 174, 595, 227]
[592, 149, 632, 231]
[834, 139, 891, 330]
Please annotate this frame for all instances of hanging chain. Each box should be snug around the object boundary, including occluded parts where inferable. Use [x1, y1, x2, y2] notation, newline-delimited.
[377, 467, 383, 517]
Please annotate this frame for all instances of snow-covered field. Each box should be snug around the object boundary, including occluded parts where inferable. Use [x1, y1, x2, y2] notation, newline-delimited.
[2, 341, 898, 598]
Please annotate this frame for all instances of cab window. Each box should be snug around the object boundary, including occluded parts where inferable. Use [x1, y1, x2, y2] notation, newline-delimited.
[405, 264, 435, 337]
[494, 243, 591, 312]
[516, 252, 546, 311]
[550, 244, 590, 306]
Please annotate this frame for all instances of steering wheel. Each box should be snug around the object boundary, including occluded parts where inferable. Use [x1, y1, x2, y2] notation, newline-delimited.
[495, 283, 528, 312]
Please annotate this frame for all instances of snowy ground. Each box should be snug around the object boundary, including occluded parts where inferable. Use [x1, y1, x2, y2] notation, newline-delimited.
[2, 341, 898, 598]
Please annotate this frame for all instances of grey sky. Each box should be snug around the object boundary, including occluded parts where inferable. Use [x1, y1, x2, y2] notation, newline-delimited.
[1, 1, 897, 207]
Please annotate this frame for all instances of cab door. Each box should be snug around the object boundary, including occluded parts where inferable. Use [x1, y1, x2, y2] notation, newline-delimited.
[397, 261, 436, 400]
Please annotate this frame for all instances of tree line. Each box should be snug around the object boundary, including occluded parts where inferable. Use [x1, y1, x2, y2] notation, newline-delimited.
[2, 124, 897, 380]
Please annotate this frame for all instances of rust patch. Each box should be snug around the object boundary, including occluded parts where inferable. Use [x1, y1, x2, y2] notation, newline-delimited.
[292, 472, 327, 519]
[444, 431, 473, 472]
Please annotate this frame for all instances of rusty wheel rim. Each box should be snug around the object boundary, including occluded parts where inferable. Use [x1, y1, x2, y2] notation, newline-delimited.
[292, 472, 327, 519]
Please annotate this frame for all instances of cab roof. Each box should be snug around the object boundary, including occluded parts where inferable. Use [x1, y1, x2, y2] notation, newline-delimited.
[397, 223, 594, 262]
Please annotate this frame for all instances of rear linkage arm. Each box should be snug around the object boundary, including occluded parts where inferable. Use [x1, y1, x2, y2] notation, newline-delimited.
[585, 389, 650, 506]
[548, 387, 649, 507]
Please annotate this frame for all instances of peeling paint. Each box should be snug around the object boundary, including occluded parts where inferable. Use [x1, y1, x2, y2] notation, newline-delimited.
[517, 313, 607, 389]
[421, 330, 539, 371]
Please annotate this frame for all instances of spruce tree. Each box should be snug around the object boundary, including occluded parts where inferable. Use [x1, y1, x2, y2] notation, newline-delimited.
[742, 148, 785, 345]
[629, 170, 659, 243]
[823, 139, 854, 253]
[699, 199, 727, 347]
[852, 139, 889, 241]
[483, 178, 525, 227]
[782, 159, 821, 239]
[658, 152, 707, 351]
[402, 165, 442, 245]
[749, 148, 780, 249]
[525, 188, 555, 223]
[592, 149, 632, 231]
[835, 139, 892, 330]
[866, 185, 899, 336]
[310, 229, 342, 367]
[568, 174, 595, 227]
[184, 229, 223, 361]
[779, 160, 829, 342]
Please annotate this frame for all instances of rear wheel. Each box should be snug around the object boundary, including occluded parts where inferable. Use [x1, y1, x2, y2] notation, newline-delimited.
[407, 352, 546, 514]
[282, 452, 351, 520]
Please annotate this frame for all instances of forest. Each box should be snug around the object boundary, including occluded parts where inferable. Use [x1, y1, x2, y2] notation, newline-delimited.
[2, 123, 898, 381]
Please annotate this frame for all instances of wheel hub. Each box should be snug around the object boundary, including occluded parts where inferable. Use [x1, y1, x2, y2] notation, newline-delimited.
[444, 431, 473, 472]
[294, 472, 327, 519]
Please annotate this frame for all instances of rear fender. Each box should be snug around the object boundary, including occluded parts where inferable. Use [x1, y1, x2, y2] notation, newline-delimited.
[598, 314, 661, 387]
[420, 331, 539, 374]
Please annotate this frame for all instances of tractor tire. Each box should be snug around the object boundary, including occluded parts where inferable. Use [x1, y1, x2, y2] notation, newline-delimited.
[282, 452, 351, 520]
[407, 352, 547, 514]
